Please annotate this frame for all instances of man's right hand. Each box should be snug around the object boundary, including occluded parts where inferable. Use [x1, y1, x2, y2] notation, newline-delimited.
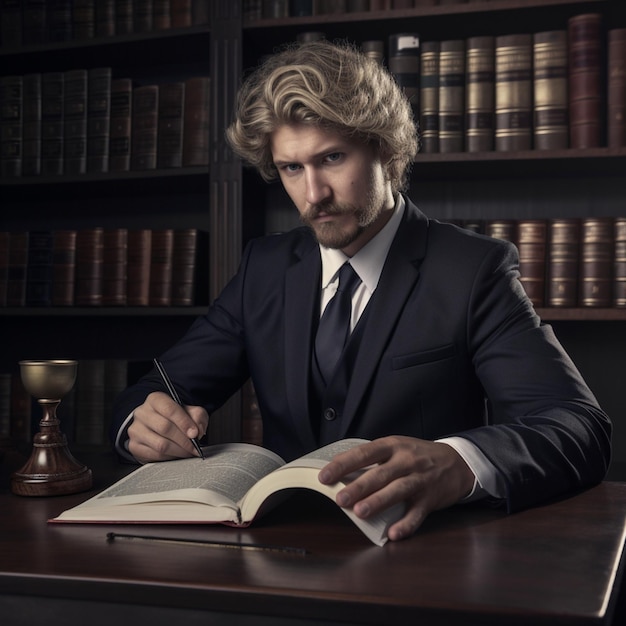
[127, 391, 209, 463]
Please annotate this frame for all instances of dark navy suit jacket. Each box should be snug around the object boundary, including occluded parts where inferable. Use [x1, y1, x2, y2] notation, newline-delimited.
[112, 197, 611, 513]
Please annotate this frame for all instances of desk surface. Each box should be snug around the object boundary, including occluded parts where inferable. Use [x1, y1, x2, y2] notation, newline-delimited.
[1, 450, 625, 626]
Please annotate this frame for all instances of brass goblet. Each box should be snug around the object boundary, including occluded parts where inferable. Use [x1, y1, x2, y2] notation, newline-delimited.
[11, 360, 92, 496]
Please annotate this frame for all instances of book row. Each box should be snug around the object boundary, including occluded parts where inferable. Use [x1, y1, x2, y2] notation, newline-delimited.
[291, 14, 626, 152]
[0, 69, 210, 179]
[0, 227, 209, 308]
[0, 0, 210, 49]
[0, 358, 147, 449]
[454, 216, 626, 309]
[245, 0, 489, 21]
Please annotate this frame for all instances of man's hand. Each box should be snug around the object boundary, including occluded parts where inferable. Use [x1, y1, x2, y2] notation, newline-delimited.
[127, 391, 209, 463]
[318, 435, 475, 541]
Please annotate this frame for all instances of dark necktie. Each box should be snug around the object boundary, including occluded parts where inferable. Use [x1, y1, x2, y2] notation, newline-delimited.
[315, 263, 362, 385]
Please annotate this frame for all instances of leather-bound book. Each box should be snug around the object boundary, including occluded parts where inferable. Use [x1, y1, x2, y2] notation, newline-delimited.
[182, 76, 210, 166]
[533, 30, 568, 150]
[170, 0, 192, 27]
[115, 0, 133, 35]
[22, 73, 42, 176]
[133, 0, 153, 33]
[25, 230, 54, 307]
[579, 217, 613, 307]
[465, 35, 494, 153]
[568, 13, 603, 149]
[171, 228, 209, 306]
[485, 219, 517, 244]
[157, 82, 185, 168]
[127, 229, 152, 306]
[6, 231, 29, 307]
[41, 72, 64, 176]
[0, 75, 22, 178]
[517, 219, 547, 307]
[51, 229, 77, 306]
[495, 34, 532, 151]
[438, 39, 465, 153]
[102, 228, 128, 306]
[608, 28, 626, 148]
[75, 227, 104, 306]
[419, 41, 440, 153]
[73, 0, 96, 40]
[63, 69, 88, 175]
[153, 0, 172, 30]
[149, 229, 174, 306]
[109, 78, 132, 172]
[87, 67, 112, 173]
[388, 33, 421, 127]
[614, 217, 626, 307]
[95, 0, 115, 37]
[131, 84, 159, 170]
[547, 218, 579, 307]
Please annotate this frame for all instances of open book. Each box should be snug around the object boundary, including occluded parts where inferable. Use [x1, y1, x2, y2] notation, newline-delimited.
[50, 438, 405, 546]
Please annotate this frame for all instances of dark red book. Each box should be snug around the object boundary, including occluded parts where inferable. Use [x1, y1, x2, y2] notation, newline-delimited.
[51, 229, 77, 306]
[171, 228, 208, 305]
[547, 218, 579, 307]
[517, 220, 547, 307]
[149, 229, 174, 306]
[182, 76, 209, 166]
[74, 227, 104, 306]
[568, 13, 603, 149]
[127, 229, 152, 306]
[102, 228, 128, 306]
[579, 217, 613, 307]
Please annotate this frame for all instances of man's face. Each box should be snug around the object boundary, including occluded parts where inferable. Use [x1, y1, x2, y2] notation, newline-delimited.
[270, 124, 395, 257]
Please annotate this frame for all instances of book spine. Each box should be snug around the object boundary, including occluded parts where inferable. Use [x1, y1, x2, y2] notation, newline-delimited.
[579, 217, 613, 307]
[0, 231, 9, 306]
[388, 33, 421, 129]
[63, 69, 88, 175]
[465, 35, 495, 153]
[495, 33, 532, 152]
[438, 39, 465, 153]
[547, 218, 579, 307]
[22, 73, 42, 176]
[533, 30, 568, 150]
[0, 0, 23, 49]
[157, 82, 185, 169]
[171, 228, 209, 306]
[22, 0, 47, 45]
[568, 13, 603, 149]
[41, 72, 65, 176]
[153, 0, 172, 30]
[95, 0, 116, 37]
[614, 217, 626, 307]
[134, 0, 154, 33]
[115, 0, 134, 35]
[182, 76, 210, 166]
[131, 84, 159, 171]
[25, 230, 53, 307]
[0, 75, 23, 178]
[607, 28, 626, 149]
[517, 219, 547, 307]
[102, 228, 128, 306]
[109, 78, 133, 172]
[170, 0, 192, 28]
[6, 231, 29, 307]
[485, 219, 517, 243]
[127, 229, 152, 306]
[419, 41, 440, 154]
[73, 0, 96, 41]
[47, 0, 73, 42]
[51, 229, 77, 306]
[75, 227, 104, 306]
[87, 67, 112, 174]
[149, 229, 174, 306]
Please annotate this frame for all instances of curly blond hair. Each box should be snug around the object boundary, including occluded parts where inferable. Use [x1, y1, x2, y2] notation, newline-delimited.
[226, 40, 419, 193]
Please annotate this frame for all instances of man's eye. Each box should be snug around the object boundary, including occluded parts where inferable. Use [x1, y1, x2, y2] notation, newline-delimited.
[285, 163, 301, 172]
[326, 152, 342, 163]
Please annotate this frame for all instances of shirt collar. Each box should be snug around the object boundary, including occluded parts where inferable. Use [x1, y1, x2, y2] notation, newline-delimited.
[319, 194, 405, 293]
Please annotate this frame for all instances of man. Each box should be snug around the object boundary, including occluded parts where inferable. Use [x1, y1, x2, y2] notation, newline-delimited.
[112, 40, 611, 541]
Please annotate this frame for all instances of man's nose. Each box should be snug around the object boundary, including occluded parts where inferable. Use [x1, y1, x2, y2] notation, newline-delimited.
[305, 168, 331, 206]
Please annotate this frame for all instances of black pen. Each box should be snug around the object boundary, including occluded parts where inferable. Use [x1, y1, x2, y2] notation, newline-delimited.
[153, 358, 205, 459]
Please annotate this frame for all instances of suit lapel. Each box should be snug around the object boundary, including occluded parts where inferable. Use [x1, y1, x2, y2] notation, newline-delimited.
[338, 200, 429, 438]
[284, 239, 321, 450]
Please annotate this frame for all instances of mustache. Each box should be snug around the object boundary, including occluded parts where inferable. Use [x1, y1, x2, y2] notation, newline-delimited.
[300, 202, 355, 222]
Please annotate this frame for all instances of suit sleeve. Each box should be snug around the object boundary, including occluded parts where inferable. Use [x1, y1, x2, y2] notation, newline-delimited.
[458, 240, 611, 512]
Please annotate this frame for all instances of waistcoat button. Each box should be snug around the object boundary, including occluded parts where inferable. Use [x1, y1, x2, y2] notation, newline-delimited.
[323, 407, 337, 421]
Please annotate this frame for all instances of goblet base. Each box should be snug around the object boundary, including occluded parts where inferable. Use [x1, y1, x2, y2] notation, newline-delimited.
[11, 442, 93, 497]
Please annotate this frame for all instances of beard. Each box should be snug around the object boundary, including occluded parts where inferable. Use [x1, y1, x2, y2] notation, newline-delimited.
[300, 194, 383, 250]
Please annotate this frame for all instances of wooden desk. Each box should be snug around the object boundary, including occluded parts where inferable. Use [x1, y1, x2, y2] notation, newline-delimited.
[0, 450, 625, 626]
